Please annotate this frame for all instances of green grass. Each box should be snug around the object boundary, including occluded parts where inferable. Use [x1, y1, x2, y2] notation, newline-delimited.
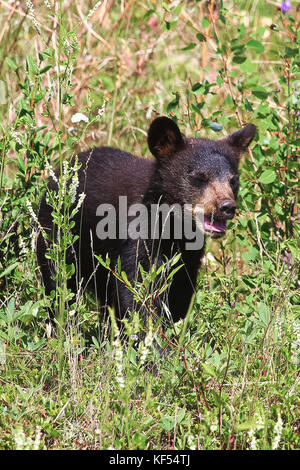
[0, 0, 299, 450]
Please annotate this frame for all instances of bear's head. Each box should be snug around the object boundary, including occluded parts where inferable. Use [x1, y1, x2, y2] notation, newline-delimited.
[147, 116, 256, 238]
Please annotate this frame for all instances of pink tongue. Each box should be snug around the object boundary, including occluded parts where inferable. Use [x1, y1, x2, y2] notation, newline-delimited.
[204, 218, 226, 233]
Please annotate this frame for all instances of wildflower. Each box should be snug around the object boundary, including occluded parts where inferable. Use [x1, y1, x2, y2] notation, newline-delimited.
[114, 338, 125, 389]
[130, 334, 139, 342]
[43, 0, 52, 8]
[13, 425, 42, 450]
[64, 37, 72, 56]
[19, 237, 28, 257]
[74, 192, 86, 212]
[48, 79, 55, 101]
[71, 113, 89, 124]
[27, 200, 39, 224]
[256, 414, 265, 431]
[63, 33, 79, 56]
[248, 429, 257, 450]
[86, 1, 102, 20]
[70, 172, 79, 204]
[280, 1, 292, 12]
[11, 130, 25, 146]
[26, 1, 41, 35]
[98, 103, 106, 120]
[63, 160, 69, 177]
[45, 161, 58, 184]
[30, 229, 37, 252]
[272, 413, 283, 450]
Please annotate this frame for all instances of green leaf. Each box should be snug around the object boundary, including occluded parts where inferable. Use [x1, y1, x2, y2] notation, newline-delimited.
[39, 65, 52, 75]
[202, 17, 210, 28]
[252, 86, 268, 100]
[196, 32, 206, 42]
[216, 74, 224, 87]
[26, 55, 39, 75]
[284, 47, 298, 58]
[191, 103, 203, 115]
[121, 270, 132, 287]
[247, 39, 264, 54]
[167, 264, 184, 281]
[257, 302, 270, 327]
[202, 362, 217, 377]
[161, 416, 174, 431]
[259, 169, 276, 184]
[181, 43, 196, 51]
[39, 48, 54, 61]
[233, 55, 246, 64]
[0, 261, 19, 278]
[144, 9, 155, 19]
[162, 2, 170, 12]
[170, 253, 182, 266]
[164, 20, 178, 31]
[166, 92, 179, 112]
[240, 59, 257, 73]
[6, 57, 17, 71]
[242, 246, 259, 261]
[17, 155, 25, 173]
[92, 336, 100, 348]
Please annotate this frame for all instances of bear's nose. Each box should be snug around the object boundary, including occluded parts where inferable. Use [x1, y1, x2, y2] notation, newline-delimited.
[219, 200, 236, 219]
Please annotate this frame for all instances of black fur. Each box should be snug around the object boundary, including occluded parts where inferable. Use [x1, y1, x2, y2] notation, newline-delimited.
[37, 117, 256, 322]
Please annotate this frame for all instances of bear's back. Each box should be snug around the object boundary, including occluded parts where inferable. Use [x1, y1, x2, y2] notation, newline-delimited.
[76, 147, 155, 211]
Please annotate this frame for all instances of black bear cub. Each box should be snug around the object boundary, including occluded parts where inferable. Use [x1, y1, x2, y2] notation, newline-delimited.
[37, 117, 256, 322]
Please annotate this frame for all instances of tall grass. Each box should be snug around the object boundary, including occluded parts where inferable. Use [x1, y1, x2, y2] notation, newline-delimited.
[0, 1, 299, 450]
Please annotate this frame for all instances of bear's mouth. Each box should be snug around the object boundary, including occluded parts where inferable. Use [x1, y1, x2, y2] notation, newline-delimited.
[204, 216, 227, 238]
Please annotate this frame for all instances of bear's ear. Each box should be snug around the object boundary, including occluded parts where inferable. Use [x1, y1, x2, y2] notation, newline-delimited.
[225, 123, 256, 158]
[148, 116, 185, 160]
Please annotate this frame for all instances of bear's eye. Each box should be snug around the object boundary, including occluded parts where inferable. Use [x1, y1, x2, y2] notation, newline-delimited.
[196, 173, 208, 183]
[189, 172, 209, 187]
[230, 175, 239, 192]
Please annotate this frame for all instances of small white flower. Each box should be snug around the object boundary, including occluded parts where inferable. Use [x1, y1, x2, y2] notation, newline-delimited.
[248, 429, 257, 450]
[272, 413, 283, 450]
[64, 37, 72, 56]
[30, 229, 37, 252]
[74, 192, 86, 211]
[114, 338, 125, 389]
[87, 1, 102, 20]
[19, 237, 28, 257]
[98, 103, 106, 119]
[45, 161, 58, 184]
[27, 200, 38, 224]
[63, 160, 68, 176]
[70, 172, 79, 204]
[13, 425, 42, 450]
[71, 113, 89, 124]
[11, 131, 25, 146]
[44, 0, 52, 9]
[26, 0, 41, 35]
